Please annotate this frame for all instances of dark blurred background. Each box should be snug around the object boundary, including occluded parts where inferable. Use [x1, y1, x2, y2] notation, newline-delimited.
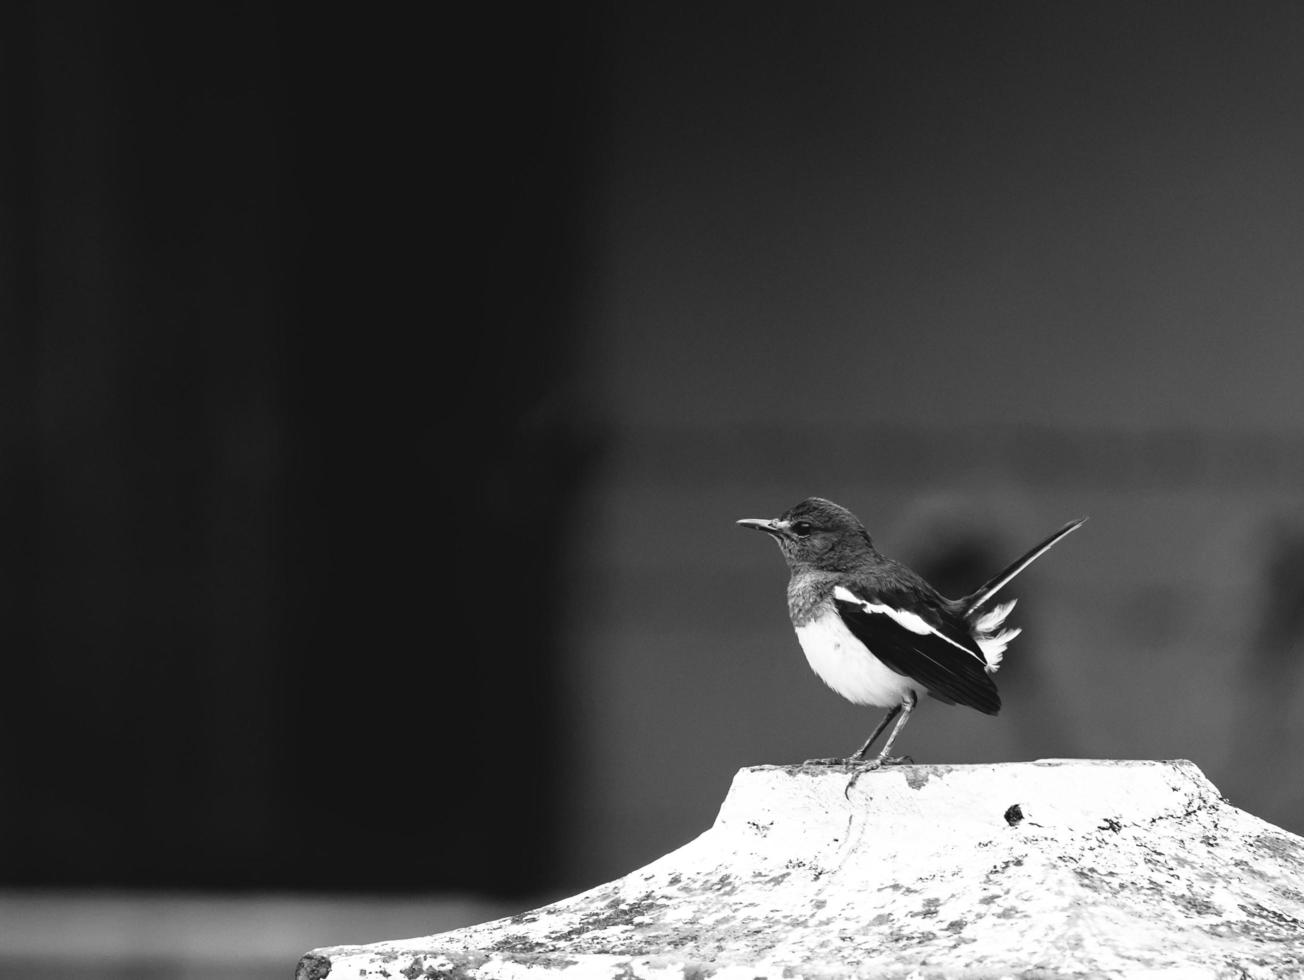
[4, 2, 1304, 976]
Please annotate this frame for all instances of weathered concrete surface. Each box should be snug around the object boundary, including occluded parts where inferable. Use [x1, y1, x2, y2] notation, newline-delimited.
[299, 760, 1304, 979]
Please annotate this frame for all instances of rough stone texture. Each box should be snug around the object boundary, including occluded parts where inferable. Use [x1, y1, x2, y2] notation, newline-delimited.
[299, 760, 1304, 979]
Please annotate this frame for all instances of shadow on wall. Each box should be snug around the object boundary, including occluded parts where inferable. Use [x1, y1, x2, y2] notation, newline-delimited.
[1226, 520, 1304, 819]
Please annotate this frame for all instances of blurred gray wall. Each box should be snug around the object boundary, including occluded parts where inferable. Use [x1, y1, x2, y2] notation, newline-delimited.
[558, 3, 1304, 891]
[4, 1, 1303, 915]
[0, 2, 601, 896]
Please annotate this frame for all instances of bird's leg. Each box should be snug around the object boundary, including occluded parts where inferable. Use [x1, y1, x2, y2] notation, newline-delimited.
[802, 704, 901, 766]
[874, 690, 917, 765]
[845, 692, 917, 797]
[849, 704, 902, 762]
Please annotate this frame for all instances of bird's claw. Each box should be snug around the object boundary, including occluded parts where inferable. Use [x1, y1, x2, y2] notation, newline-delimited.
[842, 755, 916, 798]
[843, 758, 882, 797]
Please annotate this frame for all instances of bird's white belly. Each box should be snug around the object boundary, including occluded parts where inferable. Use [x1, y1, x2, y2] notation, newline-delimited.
[794, 611, 920, 708]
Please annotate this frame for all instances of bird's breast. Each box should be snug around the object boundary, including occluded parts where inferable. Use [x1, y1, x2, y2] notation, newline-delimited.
[793, 607, 921, 709]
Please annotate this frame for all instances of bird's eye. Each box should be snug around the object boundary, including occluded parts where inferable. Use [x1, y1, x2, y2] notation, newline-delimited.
[791, 521, 813, 537]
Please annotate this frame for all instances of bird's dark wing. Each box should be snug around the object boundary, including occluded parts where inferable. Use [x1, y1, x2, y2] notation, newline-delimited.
[832, 585, 1001, 714]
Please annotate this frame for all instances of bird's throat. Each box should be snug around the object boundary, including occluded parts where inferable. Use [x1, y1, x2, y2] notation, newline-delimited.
[786, 570, 835, 627]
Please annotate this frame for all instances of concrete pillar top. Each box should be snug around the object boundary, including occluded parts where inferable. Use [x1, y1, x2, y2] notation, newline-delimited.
[300, 760, 1304, 979]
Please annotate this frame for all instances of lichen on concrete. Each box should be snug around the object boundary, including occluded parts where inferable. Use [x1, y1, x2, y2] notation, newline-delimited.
[300, 760, 1304, 979]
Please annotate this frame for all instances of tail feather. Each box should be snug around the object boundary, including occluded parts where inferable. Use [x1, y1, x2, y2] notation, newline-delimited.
[976, 626, 1019, 671]
[964, 516, 1088, 615]
[972, 597, 1017, 633]
[971, 599, 1019, 671]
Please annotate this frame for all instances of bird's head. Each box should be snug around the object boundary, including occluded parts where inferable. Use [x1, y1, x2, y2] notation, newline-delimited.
[737, 497, 876, 571]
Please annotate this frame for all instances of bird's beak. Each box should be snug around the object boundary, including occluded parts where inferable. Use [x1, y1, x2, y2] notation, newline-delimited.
[736, 517, 786, 537]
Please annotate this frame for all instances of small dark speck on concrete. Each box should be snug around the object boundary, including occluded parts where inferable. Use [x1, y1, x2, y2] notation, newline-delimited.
[903, 768, 933, 790]
[909, 898, 942, 919]
[1100, 817, 1122, 833]
[1004, 804, 1024, 826]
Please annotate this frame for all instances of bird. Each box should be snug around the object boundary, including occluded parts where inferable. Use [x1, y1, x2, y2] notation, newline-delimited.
[737, 497, 1086, 792]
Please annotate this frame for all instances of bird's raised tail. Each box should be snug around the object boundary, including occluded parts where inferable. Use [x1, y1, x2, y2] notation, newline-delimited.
[963, 516, 1088, 616]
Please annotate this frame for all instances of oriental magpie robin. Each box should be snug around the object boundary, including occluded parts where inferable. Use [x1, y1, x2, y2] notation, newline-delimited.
[738, 498, 1085, 793]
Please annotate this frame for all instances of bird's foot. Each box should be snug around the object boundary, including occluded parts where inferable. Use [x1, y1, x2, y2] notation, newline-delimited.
[843, 762, 877, 797]
[842, 755, 914, 797]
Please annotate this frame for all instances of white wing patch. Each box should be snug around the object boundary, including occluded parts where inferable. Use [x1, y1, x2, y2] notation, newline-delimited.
[833, 586, 985, 664]
[832, 585, 1019, 671]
